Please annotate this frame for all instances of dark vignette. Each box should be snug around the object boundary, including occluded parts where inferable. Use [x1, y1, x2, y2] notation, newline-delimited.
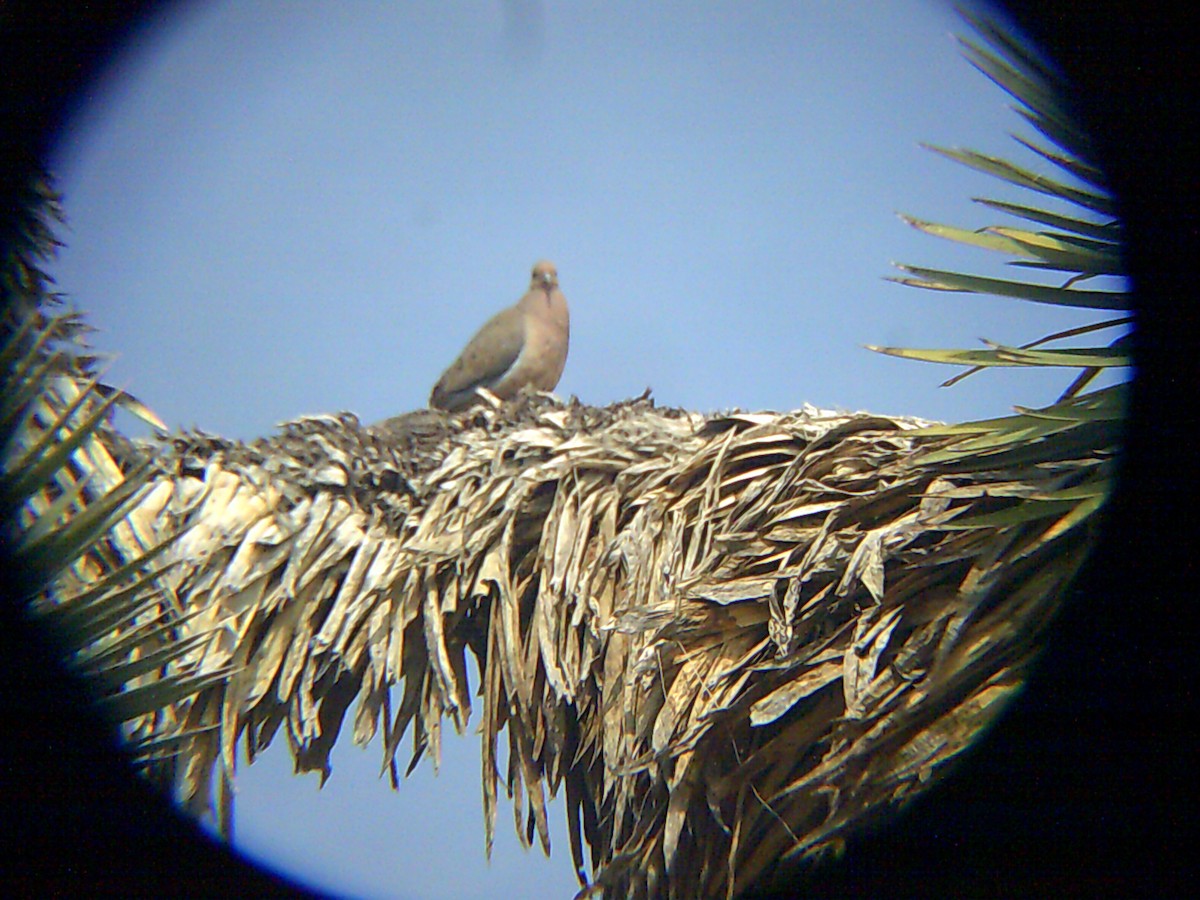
[1, 1, 1188, 896]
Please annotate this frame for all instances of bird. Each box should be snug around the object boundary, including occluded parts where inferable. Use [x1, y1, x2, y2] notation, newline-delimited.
[429, 260, 570, 412]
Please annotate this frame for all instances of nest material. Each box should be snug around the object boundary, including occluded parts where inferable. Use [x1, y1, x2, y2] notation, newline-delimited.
[93, 389, 1105, 899]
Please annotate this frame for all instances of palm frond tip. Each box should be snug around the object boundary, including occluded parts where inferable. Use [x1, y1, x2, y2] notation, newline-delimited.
[888, 15, 1132, 401]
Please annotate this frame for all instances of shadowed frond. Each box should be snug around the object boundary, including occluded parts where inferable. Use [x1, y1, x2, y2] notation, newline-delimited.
[2, 172, 224, 828]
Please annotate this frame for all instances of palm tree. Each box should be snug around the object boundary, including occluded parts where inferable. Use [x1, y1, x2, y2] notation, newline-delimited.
[3, 11, 1127, 899]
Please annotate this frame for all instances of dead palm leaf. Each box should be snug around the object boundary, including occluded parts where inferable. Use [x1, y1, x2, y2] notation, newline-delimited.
[45, 386, 1112, 898]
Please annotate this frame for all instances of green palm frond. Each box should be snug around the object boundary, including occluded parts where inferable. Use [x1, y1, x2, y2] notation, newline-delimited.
[873, 9, 1130, 547]
[2, 172, 213, 789]
[892, 377, 1125, 548]
[871, 340, 1129, 371]
[879, 5, 1131, 404]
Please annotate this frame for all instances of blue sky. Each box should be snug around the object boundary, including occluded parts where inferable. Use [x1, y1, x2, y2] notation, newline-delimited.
[47, 2, 1124, 897]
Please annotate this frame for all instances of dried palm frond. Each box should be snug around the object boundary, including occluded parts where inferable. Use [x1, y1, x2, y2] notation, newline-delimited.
[49, 383, 1110, 898]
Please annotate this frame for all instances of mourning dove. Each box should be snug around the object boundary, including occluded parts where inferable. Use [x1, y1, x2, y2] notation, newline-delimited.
[429, 260, 570, 412]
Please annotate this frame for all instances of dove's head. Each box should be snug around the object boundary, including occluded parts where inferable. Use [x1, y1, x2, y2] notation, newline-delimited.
[531, 260, 558, 288]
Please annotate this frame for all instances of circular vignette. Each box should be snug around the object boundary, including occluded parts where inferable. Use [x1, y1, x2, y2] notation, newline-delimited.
[1, 2, 1189, 898]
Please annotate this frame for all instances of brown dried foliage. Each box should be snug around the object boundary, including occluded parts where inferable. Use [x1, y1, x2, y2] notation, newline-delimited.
[84, 389, 1108, 898]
